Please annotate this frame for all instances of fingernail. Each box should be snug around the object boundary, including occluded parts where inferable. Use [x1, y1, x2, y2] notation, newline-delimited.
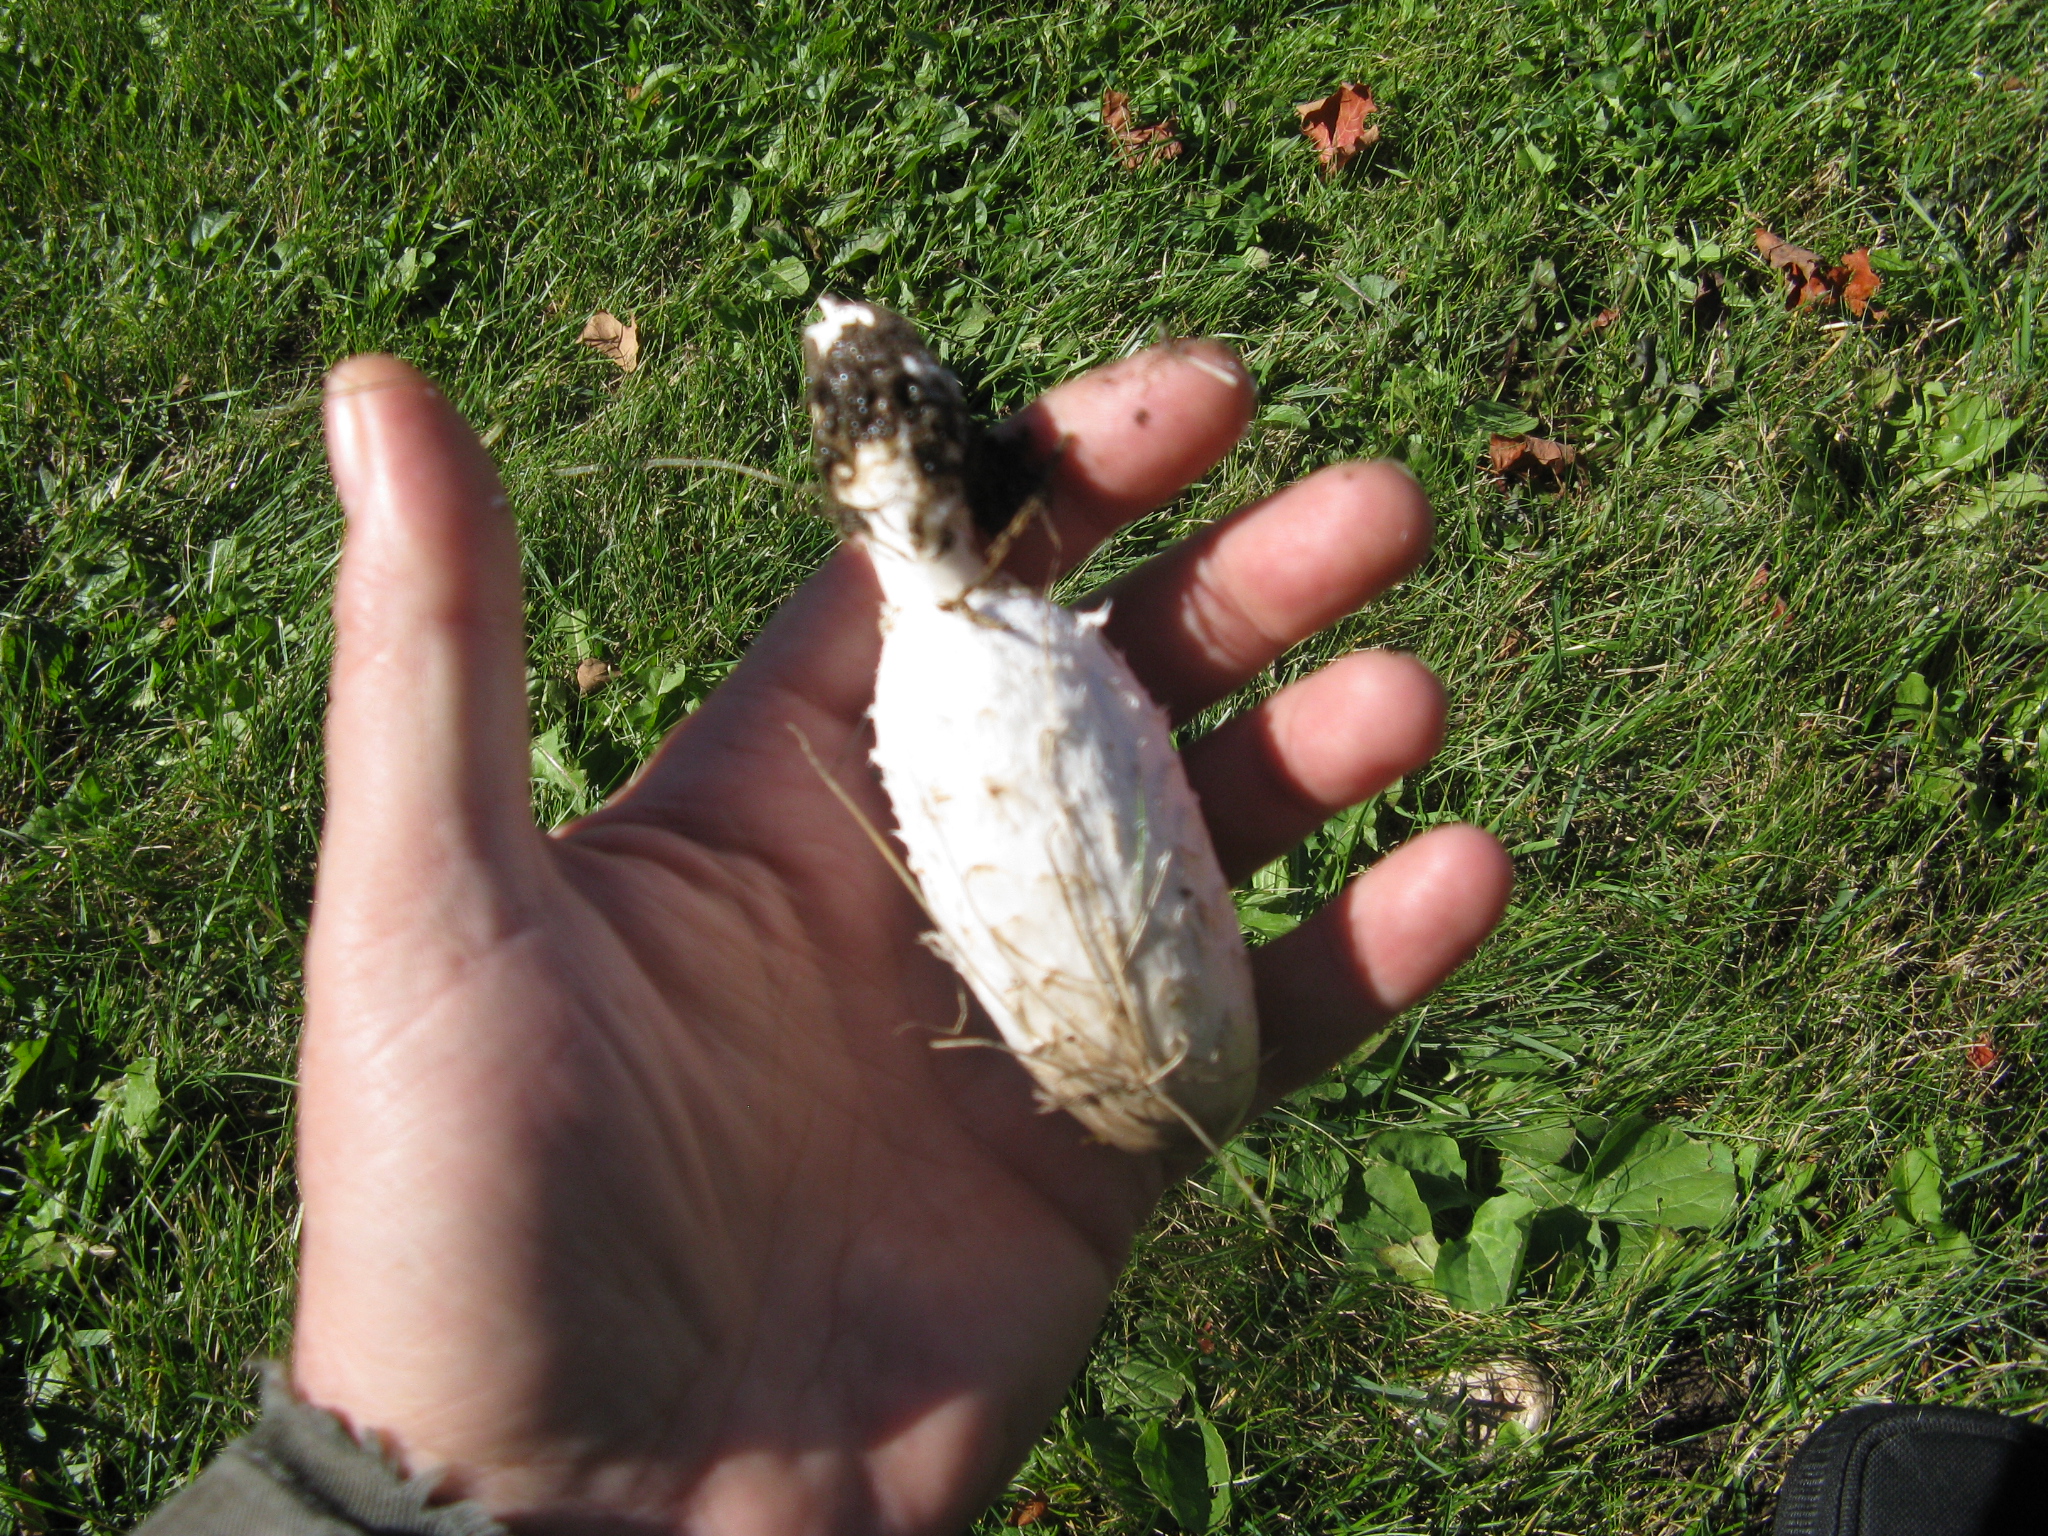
[324, 353, 428, 402]
[1169, 342, 1249, 391]
[323, 355, 425, 517]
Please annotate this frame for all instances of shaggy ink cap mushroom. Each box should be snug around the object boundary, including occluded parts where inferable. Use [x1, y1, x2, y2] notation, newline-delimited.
[804, 295, 1048, 552]
[806, 298, 1261, 1156]
[804, 295, 973, 547]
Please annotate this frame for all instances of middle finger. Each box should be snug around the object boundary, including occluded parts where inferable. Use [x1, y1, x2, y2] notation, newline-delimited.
[1088, 459, 1432, 722]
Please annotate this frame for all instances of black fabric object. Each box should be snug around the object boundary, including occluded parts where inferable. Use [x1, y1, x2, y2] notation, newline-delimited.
[1774, 1403, 2048, 1536]
[135, 1364, 506, 1536]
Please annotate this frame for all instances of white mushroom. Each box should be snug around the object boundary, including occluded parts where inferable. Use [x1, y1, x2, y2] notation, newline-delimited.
[803, 297, 1259, 1155]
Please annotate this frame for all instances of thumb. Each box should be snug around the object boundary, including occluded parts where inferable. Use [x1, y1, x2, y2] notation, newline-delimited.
[315, 355, 543, 953]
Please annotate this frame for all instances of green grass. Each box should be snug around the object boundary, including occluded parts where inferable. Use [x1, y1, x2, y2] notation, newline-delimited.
[2, 0, 2045, 1529]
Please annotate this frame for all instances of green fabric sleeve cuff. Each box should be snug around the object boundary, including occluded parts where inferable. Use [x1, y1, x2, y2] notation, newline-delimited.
[134, 1364, 507, 1536]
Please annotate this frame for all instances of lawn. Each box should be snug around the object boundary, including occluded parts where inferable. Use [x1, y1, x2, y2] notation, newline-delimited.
[2, 0, 2045, 1530]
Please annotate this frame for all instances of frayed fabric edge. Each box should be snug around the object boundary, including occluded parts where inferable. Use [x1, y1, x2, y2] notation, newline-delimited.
[133, 1361, 507, 1536]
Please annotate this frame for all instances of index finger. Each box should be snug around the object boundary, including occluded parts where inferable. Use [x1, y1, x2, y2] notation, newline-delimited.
[992, 339, 1256, 587]
[653, 339, 1258, 734]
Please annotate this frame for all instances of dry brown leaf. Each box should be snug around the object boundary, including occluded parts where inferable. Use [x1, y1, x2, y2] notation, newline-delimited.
[1100, 89, 1183, 169]
[579, 310, 640, 372]
[1967, 1032, 1998, 1071]
[575, 658, 613, 695]
[1754, 230, 1887, 319]
[1489, 432, 1577, 486]
[1008, 1498, 1049, 1527]
[1754, 228, 1834, 308]
[1591, 306, 1622, 330]
[1837, 248, 1883, 317]
[1295, 83, 1381, 173]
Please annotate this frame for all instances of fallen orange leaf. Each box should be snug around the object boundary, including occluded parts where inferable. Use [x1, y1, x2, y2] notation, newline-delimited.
[1100, 89, 1182, 169]
[1837, 248, 1883, 317]
[1295, 83, 1380, 173]
[1489, 432, 1577, 486]
[1754, 230, 1887, 319]
[579, 311, 640, 372]
[1009, 1497, 1049, 1526]
[1755, 228, 1834, 308]
[1967, 1032, 1998, 1071]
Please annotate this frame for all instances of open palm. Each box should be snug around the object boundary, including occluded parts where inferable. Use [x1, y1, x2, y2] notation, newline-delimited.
[294, 342, 1511, 1535]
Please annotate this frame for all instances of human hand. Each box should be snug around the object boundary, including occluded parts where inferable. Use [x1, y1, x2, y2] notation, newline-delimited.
[295, 340, 1512, 1534]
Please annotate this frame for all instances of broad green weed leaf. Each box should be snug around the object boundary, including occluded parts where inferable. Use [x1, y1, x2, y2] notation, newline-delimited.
[1581, 1113, 1663, 1182]
[1206, 1141, 1269, 1210]
[1934, 470, 2048, 533]
[1075, 1418, 1152, 1519]
[1236, 903, 1302, 940]
[1369, 1130, 1470, 1211]
[1499, 1156, 1579, 1207]
[1338, 1161, 1434, 1274]
[1904, 391, 2021, 492]
[19, 772, 115, 844]
[722, 184, 753, 236]
[531, 725, 588, 799]
[1928, 393, 2019, 471]
[1757, 1163, 1819, 1216]
[1105, 1355, 1188, 1413]
[1344, 1160, 1431, 1244]
[831, 227, 896, 268]
[1487, 1107, 1576, 1164]
[1580, 1119, 1735, 1229]
[625, 662, 696, 751]
[1228, 872, 1294, 946]
[762, 256, 811, 298]
[1198, 1415, 1231, 1529]
[1376, 1233, 1441, 1286]
[1889, 1146, 1945, 1228]
[1134, 1418, 1212, 1532]
[1524, 1205, 1592, 1284]
[95, 1059, 161, 1140]
[2008, 587, 2048, 644]
[1276, 1142, 1350, 1220]
[1858, 366, 1904, 412]
[2, 1037, 50, 1110]
[1434, 1192, 1537, 1312]
[1462, 400, 1540, 439]
[3, 1034, 78, 1117]
[1607, 1223, 1684, 1287]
